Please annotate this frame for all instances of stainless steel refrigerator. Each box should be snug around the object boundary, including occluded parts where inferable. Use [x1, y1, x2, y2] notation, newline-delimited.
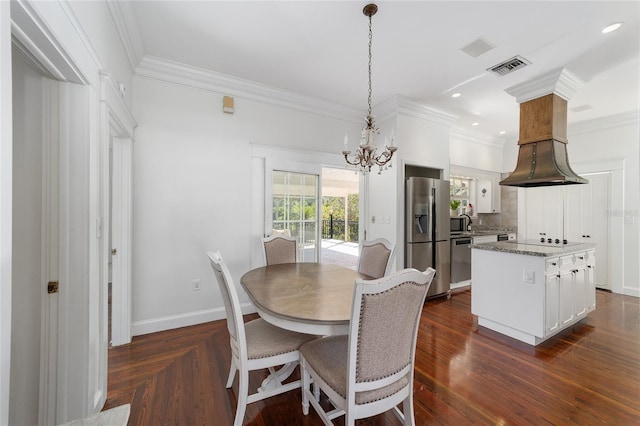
[405, 177, 451, 298]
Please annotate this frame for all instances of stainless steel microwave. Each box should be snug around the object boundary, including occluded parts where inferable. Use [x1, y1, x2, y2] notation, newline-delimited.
[450, 217, 465, 233]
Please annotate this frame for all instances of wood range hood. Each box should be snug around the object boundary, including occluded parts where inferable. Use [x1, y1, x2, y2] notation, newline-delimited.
[500, 69, 588, 188]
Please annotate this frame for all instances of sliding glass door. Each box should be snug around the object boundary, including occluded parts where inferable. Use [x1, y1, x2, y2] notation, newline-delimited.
[266, 164, 320, 262]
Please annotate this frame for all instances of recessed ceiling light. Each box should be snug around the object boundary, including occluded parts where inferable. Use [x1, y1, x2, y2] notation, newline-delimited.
[451, 92, 462, 98]
[499, 131, 506, 135]
[472, 122, 479, 126]
[602, 22, 623, 34]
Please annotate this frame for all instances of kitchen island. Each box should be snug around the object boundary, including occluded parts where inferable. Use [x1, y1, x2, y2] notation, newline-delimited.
[471, 241, 596, 345]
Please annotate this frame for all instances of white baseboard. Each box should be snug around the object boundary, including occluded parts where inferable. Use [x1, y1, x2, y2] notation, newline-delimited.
[623, 286, 640, 298]
[131, 303, 258, 336]
[451, 280, 471, 290]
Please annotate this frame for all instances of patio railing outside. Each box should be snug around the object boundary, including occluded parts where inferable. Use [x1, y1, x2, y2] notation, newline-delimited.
[322, 215, 359, 242]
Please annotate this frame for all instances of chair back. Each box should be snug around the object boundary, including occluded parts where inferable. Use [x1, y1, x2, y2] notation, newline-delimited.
[348, 267, 435, 392]
[357, 238, 395, 278]
[262, 235, 297, 265]
[207, 251, 246, 353]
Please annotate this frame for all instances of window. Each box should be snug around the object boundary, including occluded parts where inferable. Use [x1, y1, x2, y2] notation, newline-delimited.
[450, 176, 472, 215]
[271, 170, 319, 262]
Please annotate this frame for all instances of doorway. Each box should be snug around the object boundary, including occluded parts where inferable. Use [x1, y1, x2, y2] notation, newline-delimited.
[320, 168, 360, 269]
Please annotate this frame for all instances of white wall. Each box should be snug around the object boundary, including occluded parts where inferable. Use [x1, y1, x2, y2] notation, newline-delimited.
[450, 127, 505, 173]
[67, 1, 134, 109]
[131, 75, 362, 333]
[131, 78, 462, 332]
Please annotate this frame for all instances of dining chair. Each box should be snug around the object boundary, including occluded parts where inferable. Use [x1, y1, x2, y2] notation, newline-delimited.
[357, 238, 396, 278]
[299, 267, 436, 426]
[261, 235, 297, 265]
[207, 251, 316, 426]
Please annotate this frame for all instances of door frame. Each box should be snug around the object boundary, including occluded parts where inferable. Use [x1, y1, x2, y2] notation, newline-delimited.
[99, 73, 136, 347]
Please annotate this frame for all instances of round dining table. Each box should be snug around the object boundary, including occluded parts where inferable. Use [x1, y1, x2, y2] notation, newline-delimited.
[240, 262, 372, 336]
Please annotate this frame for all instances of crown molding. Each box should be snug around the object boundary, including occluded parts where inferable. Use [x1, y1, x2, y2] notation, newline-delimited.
[506, 67, 585, 103]
[568, 110, 639, 136]
[450, 126, 506, 149]
[375, 95, 458, 126]
[136, 56, 364, 124]
[106, 0, 145, 72]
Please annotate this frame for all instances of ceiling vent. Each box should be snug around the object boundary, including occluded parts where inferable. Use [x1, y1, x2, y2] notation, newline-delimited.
[461, 37, 495, 58]
[487, 56, 530, 76]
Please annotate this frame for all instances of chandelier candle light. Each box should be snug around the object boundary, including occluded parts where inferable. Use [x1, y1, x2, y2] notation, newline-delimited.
[342, 3, 397, 174]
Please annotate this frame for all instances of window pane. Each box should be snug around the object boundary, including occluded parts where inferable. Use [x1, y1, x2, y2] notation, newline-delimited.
[272, 197, 286, 221]
[304, 198, 316, 220]
[289, 198, 301, 220]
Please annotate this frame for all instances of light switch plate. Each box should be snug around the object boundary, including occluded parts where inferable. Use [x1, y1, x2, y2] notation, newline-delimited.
[523, 270, 535, 283]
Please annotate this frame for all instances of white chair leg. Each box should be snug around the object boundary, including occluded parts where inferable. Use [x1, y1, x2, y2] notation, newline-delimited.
[226, 359, 237, 388]
[234, 369, 249, 426]
[345, 413, 355, 426]
[301, 358, 310, 415]
[403, 394, 415, 426]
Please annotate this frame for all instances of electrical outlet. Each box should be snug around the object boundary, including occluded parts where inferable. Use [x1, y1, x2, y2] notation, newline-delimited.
[523, 270, 535, 283]
[192, 279, 201, 291]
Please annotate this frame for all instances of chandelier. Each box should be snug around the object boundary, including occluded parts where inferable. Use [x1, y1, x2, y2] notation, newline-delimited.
[342, 3, 397, 175]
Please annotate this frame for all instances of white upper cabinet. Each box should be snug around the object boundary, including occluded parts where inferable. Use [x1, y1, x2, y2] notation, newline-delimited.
[476, 175, 501, 213]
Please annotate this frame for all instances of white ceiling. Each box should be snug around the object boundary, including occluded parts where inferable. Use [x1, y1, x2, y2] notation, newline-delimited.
[128, 1, 640, 140]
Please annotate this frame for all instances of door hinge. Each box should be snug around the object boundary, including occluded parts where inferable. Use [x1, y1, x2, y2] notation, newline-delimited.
[47, 281, 59, 294]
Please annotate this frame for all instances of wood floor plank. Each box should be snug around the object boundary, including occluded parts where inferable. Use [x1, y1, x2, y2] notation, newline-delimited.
[105, 289, 640, 425]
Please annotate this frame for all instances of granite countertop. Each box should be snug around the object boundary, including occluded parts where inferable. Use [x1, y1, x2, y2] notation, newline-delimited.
[471, 241, 596, 257]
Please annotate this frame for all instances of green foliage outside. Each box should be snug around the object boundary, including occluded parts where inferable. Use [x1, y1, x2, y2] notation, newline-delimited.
[322, 194, 359, 241]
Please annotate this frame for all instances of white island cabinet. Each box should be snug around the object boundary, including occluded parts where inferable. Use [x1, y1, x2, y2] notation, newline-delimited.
[471, 241, 596, 346]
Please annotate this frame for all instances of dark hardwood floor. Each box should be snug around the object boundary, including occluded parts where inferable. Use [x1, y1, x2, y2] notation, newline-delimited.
[104, 288, 640, 425]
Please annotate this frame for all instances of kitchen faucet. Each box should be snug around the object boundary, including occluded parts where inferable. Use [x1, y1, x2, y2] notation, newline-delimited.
[461, 214, 472, 231]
